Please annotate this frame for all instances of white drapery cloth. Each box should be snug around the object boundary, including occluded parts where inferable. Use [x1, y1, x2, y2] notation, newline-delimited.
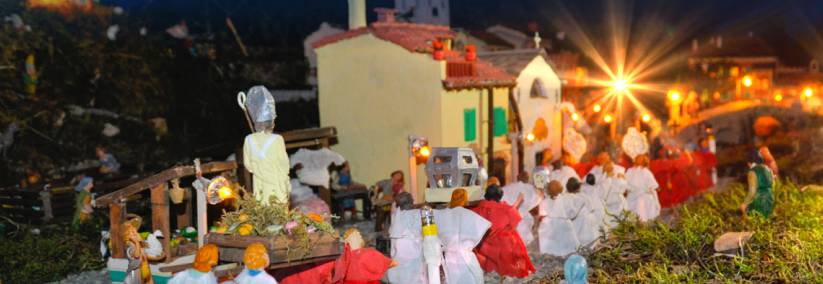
[434, 207, 491, 284]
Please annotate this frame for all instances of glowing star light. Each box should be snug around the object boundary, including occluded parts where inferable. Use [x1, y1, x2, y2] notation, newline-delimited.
[612, 79, 629, 92]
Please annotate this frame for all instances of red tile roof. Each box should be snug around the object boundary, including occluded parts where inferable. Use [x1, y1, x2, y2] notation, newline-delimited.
[312, 22, 515, 89]
[442, 51, 516, 89]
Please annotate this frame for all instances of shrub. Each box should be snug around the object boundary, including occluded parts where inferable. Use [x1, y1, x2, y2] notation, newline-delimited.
[588, 180, 823, 283]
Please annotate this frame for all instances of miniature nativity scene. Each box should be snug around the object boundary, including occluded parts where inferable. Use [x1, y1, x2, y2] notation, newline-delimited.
[4, 0, 823, 283]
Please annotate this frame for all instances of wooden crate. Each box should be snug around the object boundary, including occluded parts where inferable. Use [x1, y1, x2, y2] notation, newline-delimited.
[205, 232, 340, 265]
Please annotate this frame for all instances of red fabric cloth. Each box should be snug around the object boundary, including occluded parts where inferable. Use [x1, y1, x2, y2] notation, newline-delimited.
[471, 200, 535, 278]
[691, 151, 717, 191]
[670, 156, 694, 205]
[649, 159, 675, 208]
[572, 162, 595, 179]
[280, 261, 335, 284]
[332, 244, 392, 284]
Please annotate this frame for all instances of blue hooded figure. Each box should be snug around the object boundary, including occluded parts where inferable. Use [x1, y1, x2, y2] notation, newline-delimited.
[563, 254, 588, 284]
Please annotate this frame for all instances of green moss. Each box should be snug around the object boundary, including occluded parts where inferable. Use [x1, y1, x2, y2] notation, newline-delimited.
[589, 181, 823, 282]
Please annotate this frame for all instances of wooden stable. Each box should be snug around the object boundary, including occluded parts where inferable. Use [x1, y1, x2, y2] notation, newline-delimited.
[93, 127, 340, 282]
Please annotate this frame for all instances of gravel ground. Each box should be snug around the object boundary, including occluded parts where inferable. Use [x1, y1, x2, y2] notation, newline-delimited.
[47, 269, 109, 284]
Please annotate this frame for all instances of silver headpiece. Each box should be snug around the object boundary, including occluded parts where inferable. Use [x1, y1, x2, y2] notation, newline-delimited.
[244, 86, 277, 123]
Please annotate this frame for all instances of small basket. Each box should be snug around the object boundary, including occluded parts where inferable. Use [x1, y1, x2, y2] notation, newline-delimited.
[169, 179, 185, 204]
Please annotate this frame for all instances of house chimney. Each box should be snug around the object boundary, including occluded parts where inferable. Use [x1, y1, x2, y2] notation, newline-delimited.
[347, 0, 366, 30]
[375, 8, 396, 23]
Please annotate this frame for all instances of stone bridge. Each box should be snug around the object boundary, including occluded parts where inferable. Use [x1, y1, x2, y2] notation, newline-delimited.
[675, 100, 813, 145]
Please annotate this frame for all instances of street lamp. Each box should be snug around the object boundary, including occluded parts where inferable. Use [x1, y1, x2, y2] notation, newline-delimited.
[408, 135, 429, 202]
[603, 114, 614, 123]
[641, 114, 651, 123]
[804, 87, 814, 98]
[612, 79, 628, 93]
[774, 93, 783, 102]
[742, 76, 753, 87]
[593, 104, 602, 113]
[571, 113, 580, 121]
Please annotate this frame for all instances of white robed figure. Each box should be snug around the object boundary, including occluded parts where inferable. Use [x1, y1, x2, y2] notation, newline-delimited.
[434, 206, 491, 284]
[538, 181, 580, 257]
[588, 152, 625, 186]
[501, 172, 543, 245]
[565, 178, 600, 248]
[580, 174, 607, 232]
[387, 193, 427, 284]
[625, 155, 661, 222]
[550, 160, 580, 191]
[601, 163, 628, 228]
[241, 86, 291, 205]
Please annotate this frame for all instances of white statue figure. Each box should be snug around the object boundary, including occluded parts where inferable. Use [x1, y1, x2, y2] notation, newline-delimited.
[241, 86, 291, 205]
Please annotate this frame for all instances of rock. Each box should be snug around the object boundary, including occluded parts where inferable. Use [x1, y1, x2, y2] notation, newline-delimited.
[714, 231, 753, 252]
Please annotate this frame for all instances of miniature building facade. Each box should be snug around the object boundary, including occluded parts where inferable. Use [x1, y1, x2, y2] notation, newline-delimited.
[313, 8, 516, 201]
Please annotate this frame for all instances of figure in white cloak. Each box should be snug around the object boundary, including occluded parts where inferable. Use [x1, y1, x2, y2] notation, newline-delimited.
[538, 181, 580, 257]
[550, 159, 580, 191]
[435, 188, 491, 284]
[565, 178, 600, 248]
[601, 163, 628, 228]
[387, 192, 427, 284]
[241, 86, 291, 205]
[501, 171, 543, 246]
[588, 152, 625, 185]
[625, 154, 661, 222]
[581, 174, 607, 231]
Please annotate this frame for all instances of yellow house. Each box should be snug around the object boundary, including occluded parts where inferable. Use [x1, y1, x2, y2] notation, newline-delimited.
[313, 9, 516, 201]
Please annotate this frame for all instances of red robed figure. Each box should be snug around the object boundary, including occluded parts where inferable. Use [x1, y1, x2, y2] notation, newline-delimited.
[572, 161, 596, 179]
[691, 150, 717, 191]
[471, 200, 535, 278]
[670, 153, 695, 205]
[280, 244, 391, 284]
[649, 159, 676, 208]
[332, 244, 392, 284]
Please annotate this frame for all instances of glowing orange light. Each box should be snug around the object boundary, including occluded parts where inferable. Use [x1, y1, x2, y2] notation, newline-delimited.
[419, 146, 431, 157]
[612, 79, 628, 92]
[27, 0, 92, 13]
[603, 114, 614, 123]
[773, 94, 783, 102]
[742, 76, 753, 87]
[804, 87, 814, 98]
[641, 114, 651, 122]
[218, 186, 233, 200]
[593, 104, 602, 113]
[525, 133, 536, 142]
[668, 91, 681, 102]
[571, 113, 580, 121]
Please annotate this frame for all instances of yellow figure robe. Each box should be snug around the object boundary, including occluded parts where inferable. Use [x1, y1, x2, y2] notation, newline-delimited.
[243, 132, 291, 205]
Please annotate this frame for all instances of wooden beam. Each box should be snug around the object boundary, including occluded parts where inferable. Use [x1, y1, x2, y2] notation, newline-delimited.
[150, 183, 172, 263]
[279, 127, 336, 143]
[487, 87, 495, 173]
[110, 203, 126, 258]
[96, 161, 237, 207]
[176, 189, 192, 230]
[507, 87, 525, 173]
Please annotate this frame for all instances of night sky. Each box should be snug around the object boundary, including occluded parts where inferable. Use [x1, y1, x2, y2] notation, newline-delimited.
[101, 0, 823, 65]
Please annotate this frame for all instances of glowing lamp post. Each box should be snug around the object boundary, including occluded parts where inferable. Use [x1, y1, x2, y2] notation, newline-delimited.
[641, 114, 651, 123]
[571, 113, 580, 122]
[668, 90, 682, 127]
[742, 76, 753, 88]
[593, 104, 602, 113]
[804, 87, 814, 99]
[408, 135, 430, 202]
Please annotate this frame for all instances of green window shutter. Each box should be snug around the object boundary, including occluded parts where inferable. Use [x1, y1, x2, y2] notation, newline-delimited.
[493, 107, 507, 137]
[464, 108, 477, 142]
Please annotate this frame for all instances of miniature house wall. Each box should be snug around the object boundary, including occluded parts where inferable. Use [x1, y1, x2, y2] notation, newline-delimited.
[316, 33, 511, 201]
